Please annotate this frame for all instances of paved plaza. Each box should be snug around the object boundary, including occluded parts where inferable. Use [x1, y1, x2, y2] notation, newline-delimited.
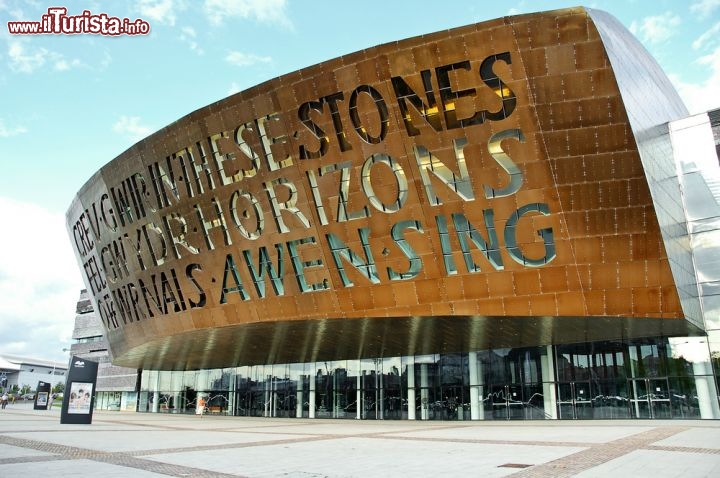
[0, 402, 719, 477]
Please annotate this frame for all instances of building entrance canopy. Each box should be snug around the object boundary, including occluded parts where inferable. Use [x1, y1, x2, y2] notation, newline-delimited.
[117, 314, 702, 371]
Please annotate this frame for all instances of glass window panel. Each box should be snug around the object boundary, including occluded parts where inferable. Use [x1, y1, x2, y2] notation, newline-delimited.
[180, 370, 194, 389]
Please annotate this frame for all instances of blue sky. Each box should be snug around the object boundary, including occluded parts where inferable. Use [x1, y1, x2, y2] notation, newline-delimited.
[0, 0, 719, 366]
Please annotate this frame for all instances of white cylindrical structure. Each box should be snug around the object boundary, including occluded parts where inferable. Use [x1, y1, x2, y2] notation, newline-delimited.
[356, 369, 362, 419]
[469, 352, 483, 420]
[407, 361, 416, 420]
[309, 375, 316, 419]
[420, 364, 429, 420]
[693, 360, 720, 419]
[540, 345, 557, 419]
[296, 377, 304, 418]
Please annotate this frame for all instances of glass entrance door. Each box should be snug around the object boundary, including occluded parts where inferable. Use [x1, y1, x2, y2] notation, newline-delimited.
[557, 382, 592, 419]
[490, 384, 525, 419]
[629, 378, 671, 418]
[439, 385, 468, 420]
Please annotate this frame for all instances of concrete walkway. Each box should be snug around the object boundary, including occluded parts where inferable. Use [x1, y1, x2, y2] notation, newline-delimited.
[0, 402, 719, 477]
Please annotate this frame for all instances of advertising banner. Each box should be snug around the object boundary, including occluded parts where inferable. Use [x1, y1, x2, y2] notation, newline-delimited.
[34, 380, 51, 410]
[60, 356, 99, 424]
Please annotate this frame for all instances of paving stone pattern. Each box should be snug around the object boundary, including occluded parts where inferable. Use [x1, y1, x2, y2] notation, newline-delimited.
[1, 405, 719, 477]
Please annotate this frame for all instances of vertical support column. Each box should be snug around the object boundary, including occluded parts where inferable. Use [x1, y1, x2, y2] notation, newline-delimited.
[296, 376, 304, 418]
[173, 392, 181, 413]
[356, 362, 362, 420]
[264, 376, 271, 418]
[333, 369, 339, 419]
[540, 345, 557, 419]
[407, 360, 416, 420]
[420, 364, 429, 420]
[693, 360, 720, 419]
[151, 371, 160, 413]
[309, 374, 316, 419]
[271, 378, 277, 418]
[361, 370, 367, 419]
[228, 371, 235, 417]
[379, 370, 385, 420]
[629, 345, 640, 418]
[469, 352, 484, 420]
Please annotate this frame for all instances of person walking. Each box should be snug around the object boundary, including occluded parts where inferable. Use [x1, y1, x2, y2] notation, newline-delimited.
[1, 393, 8, 409]
[196, 396, 206, 417]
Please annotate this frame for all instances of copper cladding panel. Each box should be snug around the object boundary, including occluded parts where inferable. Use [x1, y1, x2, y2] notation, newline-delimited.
[66, 8, 689, 370]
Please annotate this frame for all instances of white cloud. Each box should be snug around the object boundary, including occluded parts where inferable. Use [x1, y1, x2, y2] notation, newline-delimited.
[692, 21, 720, 51]
[690, 0, 720, 19]
[228, 81, 241, 95]
[0, 197, 83, 362]
[0, 0, 26, 21]
[225, 50, 271, 67]
[671, 45, 720, 113]
[0, 119, 27, 137]
[100, 50, 113, 69]
[136, 0, 184, 26]
[6, 38, 84, 73]
[7, 40, 48, 73]
[203, 0, 291, 28]
[113, 115, 154, 141]
[669, 337, 711, 363]
[179, 26, 204, 55]
[54, 58, 83, 71]
[629, 12, 681, 45]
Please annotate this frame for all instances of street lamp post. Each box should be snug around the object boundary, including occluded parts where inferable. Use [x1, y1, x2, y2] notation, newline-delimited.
[58, 348, 72, 394]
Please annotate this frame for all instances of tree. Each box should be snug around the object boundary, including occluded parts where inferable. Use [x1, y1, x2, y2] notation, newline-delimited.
[52, 382, 65, 394]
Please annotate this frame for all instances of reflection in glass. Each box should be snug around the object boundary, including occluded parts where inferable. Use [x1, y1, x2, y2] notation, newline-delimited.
[139, 336, 711, 420]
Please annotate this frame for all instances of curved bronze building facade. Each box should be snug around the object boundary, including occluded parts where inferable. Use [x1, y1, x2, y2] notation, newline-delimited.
[67, 7, 720, 420]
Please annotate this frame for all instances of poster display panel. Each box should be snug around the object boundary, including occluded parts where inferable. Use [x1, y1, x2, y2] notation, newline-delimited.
[60, 357, 98, 424]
